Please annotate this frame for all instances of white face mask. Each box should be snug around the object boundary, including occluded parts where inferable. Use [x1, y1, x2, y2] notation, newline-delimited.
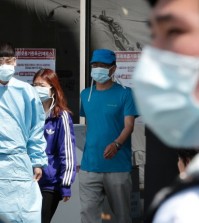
[88, 66, 114, 101]
[0, 64, 15, 82]
[34, 86, 52, 102]
[91, 67, 113, 83]
[133, 46, 199, 148]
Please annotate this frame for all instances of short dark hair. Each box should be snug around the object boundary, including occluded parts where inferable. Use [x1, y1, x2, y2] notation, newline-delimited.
[0, 41, 15, 57]
[146, 0, 158, 7]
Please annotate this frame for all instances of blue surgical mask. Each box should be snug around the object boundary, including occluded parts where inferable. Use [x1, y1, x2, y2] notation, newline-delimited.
[0, 64, 15, 82]
[91, 67, 111, 83]
[133, 46, 199, 148]
[34, 86, 52, 102]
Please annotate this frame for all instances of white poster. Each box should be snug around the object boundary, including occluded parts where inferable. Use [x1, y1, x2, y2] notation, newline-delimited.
[115, 51, 144, 126]
[14, 48, 56, 84]
[115, 51, 141, 88]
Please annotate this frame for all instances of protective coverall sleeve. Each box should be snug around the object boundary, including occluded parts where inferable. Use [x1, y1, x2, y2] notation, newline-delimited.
[27, 90, 47, 168]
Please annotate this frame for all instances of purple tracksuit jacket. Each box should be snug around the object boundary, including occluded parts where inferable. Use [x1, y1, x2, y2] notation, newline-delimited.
[39, 110, 76, 197]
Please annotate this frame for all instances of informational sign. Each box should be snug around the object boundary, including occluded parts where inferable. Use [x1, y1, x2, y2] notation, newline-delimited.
[115, 51, 143, 124]
[115, 51, 141, 88]
[14, 48, 56, 84]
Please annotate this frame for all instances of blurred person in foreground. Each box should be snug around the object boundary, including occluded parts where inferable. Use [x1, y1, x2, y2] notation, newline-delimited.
[0, 41, 47, 222]
[79, 49, 138, 223]
[133, 0, 199, 222]
[33, 69, 76, 223]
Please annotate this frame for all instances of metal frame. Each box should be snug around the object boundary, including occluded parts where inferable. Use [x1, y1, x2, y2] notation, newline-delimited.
[80, 0, 91, 124]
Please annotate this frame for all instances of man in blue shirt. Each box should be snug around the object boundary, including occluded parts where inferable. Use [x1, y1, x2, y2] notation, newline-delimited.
[79, 49, 138, 223]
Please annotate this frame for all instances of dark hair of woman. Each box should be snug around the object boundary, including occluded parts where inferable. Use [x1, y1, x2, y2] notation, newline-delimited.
[33, 68, 72, 117]
[177, 149, 199, 166]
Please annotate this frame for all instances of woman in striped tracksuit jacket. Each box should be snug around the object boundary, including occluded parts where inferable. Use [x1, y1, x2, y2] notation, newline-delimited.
[33, 68, 76, 223]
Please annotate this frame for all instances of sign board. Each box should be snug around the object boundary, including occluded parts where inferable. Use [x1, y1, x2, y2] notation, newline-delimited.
[115, 51, 141, 88]
[14, 48, 56, 84]
[115, 51, 143, 125]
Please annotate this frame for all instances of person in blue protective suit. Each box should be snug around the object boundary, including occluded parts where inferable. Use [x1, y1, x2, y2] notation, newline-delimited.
[0, 41, 47, 223]
[33, 68, 76, 223]
[79, 49, 138, 223]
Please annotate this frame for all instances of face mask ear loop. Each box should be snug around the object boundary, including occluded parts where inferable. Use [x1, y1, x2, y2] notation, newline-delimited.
[88, 78, 94, 102]
[114, 75, 126, 89]
[46, 95, 55, 118]
[49, 95, 55, 110]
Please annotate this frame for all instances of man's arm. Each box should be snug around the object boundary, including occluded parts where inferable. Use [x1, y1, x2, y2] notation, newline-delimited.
[114, 116, 135, 145]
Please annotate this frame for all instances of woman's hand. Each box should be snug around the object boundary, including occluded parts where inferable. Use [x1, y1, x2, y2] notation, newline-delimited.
[33, 167, 42, 181]
[63, 196, 70, 202]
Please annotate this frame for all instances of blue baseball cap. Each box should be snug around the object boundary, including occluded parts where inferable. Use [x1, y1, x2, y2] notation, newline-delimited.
[90, 49, 116, 64]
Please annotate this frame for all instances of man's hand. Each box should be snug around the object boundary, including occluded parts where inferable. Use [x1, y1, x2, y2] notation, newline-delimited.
[33, 167, 42, 181]
[104, 143, 118, 159]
